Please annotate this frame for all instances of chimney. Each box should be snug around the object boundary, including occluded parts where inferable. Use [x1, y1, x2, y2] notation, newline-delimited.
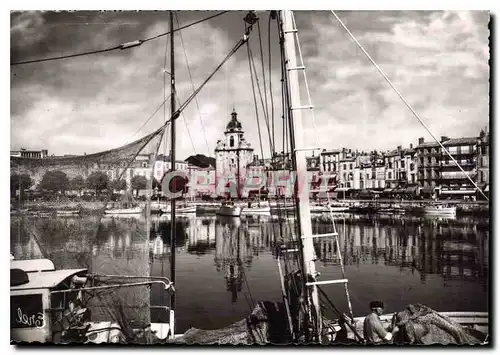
[418, 137, 424, 145]
[440, 136, 450, 143]
[397, 145, 402, 151]
[409, 143, 413, 149]
[253, 154, 258, 162]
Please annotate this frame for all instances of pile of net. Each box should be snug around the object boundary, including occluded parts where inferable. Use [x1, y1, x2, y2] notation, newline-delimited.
[392, 304, 487, 345]
[171, 301, 292, 345]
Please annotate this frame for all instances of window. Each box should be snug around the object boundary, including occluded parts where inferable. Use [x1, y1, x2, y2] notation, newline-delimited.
[231, 158, 235, 164]
[427, 157, 431, 164]
[142, 162, 148, 168]
[388, 162, 392, 169]
[343, 164, 347, 170]
[420, 158, 424, 165]
[230, 136, 235, 148]
[388, 172, 392, 179]
[401, 161, 405, 169]
[410, 163, 414, 171]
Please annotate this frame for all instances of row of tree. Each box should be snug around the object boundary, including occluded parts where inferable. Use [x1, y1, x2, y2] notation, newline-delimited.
[10, 170, 153, 198]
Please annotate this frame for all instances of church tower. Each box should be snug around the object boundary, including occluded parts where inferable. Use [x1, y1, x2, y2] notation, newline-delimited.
[215, 109, 254, 197]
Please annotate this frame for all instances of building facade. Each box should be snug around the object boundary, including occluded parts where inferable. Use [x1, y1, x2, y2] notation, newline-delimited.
[476, 129, 490, 198]
[215, 109, 254, 196]
[439, 137, 478, 198]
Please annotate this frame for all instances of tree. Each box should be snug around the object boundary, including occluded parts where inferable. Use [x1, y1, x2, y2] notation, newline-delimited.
[86, 171, 109, 196]
[111, 178, 127, 192]
[69, 175, 86, 196]
[39, 170, 69, 194]
[131, 175, 147, 197]
[11, 173, 33, 198]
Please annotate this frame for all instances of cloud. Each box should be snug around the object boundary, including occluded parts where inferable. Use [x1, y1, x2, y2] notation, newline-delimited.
[10, 10, 489, 160]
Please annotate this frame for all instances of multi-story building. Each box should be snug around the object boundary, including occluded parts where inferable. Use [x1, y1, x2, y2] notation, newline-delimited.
[215, 109, 254, 196]
[10, 148, 49, 159]
[439, 136, 478, 199]
[476, 129, 490, 199]
[415, 137, 441, 197]
[404, 144, 417, 186]
[320, 149, 341, 173]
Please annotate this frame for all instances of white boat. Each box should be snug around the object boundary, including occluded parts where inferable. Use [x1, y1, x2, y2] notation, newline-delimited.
[216, 202, 242, 217]
[241, 201, 271, 215]
[104, 206, 142, 214]
[160, 205, 197, 214]
[423, 204, 457, 216]
[56, 210, 81, 216]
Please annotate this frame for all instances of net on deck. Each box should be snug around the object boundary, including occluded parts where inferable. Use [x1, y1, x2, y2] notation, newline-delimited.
[11, 126, 167, 344]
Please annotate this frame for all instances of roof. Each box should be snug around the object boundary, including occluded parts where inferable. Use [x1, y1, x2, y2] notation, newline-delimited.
[226, 110, 243, 131]
[442, 137, 478, 146]
[185, 154, 216, 168]
[416, 141, 440, 149]
[10, 269, 87, 291]
[321, 149, 341, 155]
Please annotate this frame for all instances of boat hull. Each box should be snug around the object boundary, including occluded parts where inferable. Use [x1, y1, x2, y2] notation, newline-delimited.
[104, 207, 142, 214]
[160, 206, 197, 214]
[216, 206, 242, 217]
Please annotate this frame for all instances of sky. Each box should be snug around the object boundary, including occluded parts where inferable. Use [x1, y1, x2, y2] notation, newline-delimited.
[10, 10, 490, 160]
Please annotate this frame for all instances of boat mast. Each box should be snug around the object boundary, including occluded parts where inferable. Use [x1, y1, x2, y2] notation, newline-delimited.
[169, 9, 177, 318]
[281, 10, 322, 340]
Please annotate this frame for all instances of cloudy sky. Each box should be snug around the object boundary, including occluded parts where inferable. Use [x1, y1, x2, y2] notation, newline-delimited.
[10, 10, 489, 160]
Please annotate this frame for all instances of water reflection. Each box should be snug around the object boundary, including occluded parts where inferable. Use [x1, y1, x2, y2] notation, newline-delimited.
[11, 213, 489, 329]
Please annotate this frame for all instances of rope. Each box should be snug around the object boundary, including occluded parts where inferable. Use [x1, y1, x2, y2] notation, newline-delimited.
[11, 11, 230, 66]
[330, 10, 488, 202]
[257, 21, 271, 146]
[129, 94, 172, 141]
[174, 12, 210, 156]
[268, 14, 276, 156]
[247, 44, 274, 154]
[246, 41, 265, 160]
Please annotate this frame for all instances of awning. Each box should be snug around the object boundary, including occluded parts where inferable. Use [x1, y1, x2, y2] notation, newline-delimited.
[393, 188, 405, 194]
[440, 189, 477, 195]
[383, 188, 393, 193]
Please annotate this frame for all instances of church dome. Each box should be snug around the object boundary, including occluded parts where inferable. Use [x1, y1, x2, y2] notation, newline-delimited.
[226, 109, 243, 131]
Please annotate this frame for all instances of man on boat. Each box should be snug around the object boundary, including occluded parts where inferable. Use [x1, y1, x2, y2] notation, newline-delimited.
[363, 301, 399, 344]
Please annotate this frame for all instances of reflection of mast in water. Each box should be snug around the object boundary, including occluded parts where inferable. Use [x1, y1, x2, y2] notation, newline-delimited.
[214, 216, 248, 303]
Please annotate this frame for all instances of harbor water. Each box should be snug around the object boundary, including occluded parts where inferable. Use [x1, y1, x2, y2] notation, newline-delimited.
[10, 213, 489, 333]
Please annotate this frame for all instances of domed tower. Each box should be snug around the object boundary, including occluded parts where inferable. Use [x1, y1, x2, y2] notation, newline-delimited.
[215, 109, 254, 197]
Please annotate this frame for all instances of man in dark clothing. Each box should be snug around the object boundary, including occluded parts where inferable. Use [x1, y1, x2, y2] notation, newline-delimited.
[363, 301, 399, 344]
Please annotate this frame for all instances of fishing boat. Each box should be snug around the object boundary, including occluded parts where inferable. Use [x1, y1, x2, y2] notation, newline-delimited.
[422, 203, 456, 217]
[10, 10, 489, 346]
[10, 258, 174, 344]
[104, 191, 142, 215]
[161, 204, 197, 214]
[216, 201, 242, 217]
[241, 200, 271, 215]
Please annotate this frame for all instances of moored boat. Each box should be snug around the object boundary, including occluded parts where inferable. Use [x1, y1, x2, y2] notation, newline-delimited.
[104, 206, 142, 214]
[423, 203, 457, 217]
[216, 202, 242, 217]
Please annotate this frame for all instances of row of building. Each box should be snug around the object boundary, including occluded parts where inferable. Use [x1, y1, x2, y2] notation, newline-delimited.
[11, 109, 490, 200]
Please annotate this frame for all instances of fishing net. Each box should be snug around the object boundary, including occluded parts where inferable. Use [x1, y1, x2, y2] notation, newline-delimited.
[172, 301, 291, 345]
[11, 126, 167, 344]
[393, 304, 487, 345]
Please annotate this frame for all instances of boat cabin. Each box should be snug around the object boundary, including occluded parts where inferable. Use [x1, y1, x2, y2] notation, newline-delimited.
[10, 259, 92, 343]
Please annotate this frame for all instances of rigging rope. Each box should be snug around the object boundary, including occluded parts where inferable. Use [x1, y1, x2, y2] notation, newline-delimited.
[174, 12, 211, 156]
[330, 10, 488, 201]
[129, 94, 172, 141]
[268, 14, 276, 156]
[257, 21, 271, 147]
[11, 11, 230, 66]
[247, 43, 274, 154]
[246, 41, 265, 160]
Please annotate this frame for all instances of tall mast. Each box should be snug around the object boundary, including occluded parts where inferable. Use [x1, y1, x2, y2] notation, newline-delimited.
[169, 9, 177, 316]
[281, 10, 322, 340]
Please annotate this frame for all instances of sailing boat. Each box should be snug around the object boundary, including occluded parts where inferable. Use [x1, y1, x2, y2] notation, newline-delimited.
[104, 190, 142, 214]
